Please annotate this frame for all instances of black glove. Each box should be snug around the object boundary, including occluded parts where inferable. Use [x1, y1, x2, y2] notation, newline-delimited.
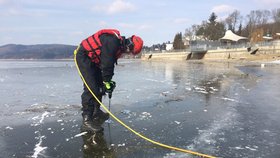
[103, 80, 116, 94]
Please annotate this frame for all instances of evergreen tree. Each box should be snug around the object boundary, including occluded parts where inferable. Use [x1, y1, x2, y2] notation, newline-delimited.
[237, 23, 242, 35]
[173, 32, 184, 50]
[209, 12, 217, 23]
[196, 12, 225, 40]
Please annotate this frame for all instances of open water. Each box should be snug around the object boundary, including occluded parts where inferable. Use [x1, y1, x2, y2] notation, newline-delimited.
[0, 59, 280, 158]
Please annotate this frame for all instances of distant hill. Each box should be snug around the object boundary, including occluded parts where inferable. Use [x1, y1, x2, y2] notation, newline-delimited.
[0, 44, 77, 59]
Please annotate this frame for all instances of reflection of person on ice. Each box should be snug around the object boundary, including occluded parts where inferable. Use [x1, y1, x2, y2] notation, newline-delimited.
[75, 29, 143, 133]
[82, 131, 114, 157]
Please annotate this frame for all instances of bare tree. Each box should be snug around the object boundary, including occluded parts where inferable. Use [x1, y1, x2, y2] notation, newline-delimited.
[271, 8, 280, 35]
[249, 10, 271, 26]
[245, 9, 271, 38]
[225, 10, 242, 33]
[258, 10, 271, 26]
[272, 8, 280, 23]
[184, 24, 200, 41]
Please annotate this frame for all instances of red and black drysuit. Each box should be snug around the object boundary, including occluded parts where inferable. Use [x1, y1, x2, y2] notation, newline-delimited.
[75, 29, 124, 116]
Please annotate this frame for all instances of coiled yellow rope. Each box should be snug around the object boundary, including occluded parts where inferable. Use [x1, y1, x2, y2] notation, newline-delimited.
[74, 51, 217, 158]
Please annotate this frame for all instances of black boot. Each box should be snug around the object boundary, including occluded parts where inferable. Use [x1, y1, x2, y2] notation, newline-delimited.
[93, 104, 109, 125]
[95, 109, 110, 124]
[82, 113, 104, 133]
[81, 105, 104, 133]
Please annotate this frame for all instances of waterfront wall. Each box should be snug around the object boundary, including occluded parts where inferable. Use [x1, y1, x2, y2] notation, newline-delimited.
[142, 41, 280, 61]
[204, 44, 280, 60]
[142, 52, 190, 60]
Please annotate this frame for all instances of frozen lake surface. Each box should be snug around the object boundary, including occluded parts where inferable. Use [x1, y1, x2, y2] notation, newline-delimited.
[0, 59, 280, 158]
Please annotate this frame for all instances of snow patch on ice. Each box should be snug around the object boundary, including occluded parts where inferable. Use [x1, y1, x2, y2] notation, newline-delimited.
[234, 146, 245, 150]
[74, 132, 88, 138]
[161, 91, 170, 96]
[231, 145, 258, 151]
[164, 152, 188, 158]
[138, 112, 152, 120]
[31, 103, 39, 107]
[221, 97, 238, 102]
[245, 146, 258, 151]
[5, 126, 13, 130]
[145, 78, 165, 83]
[31, 136, 47, 158]
[194, 87, 208, 94]
[30, 112, 49, 126]
[192, 86, 219, 94]
[57, 119, 63, 122]
[105, 119, 113, 124]
[30, 111, 49, 158]
[117, 143, 126, 147]
[209, 87, 218, 91]
[39, 112, 49, 124]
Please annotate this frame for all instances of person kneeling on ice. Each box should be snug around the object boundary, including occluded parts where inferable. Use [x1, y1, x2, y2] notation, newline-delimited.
[74, 29, 143, 133]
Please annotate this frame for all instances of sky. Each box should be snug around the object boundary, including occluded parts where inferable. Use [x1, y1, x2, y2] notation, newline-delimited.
[1, 0, 280, 46]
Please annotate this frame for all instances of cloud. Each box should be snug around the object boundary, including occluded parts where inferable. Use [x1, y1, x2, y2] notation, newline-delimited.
[211, 4, 235, 14]
[92, 0, 136, 14]
[108, 0, 135, 14]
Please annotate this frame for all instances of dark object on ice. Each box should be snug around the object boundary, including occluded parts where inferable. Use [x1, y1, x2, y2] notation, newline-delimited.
[186, 53, 192, 60]
[250, 48, 259, 55]
[148, 54, 152, 59]
[247, 47, 251, 52]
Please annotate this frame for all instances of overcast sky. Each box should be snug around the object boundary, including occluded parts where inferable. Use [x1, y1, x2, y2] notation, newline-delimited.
[1, 0, 280, 46]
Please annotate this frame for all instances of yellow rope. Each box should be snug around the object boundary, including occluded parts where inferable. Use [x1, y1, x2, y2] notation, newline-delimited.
[74, 52, 217, 158]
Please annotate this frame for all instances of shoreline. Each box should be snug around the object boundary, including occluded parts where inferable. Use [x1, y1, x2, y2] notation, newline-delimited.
[1, 58, 280, 65]
[1, 55, 280, 67]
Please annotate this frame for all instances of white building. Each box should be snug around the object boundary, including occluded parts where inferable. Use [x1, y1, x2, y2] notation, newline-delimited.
[166, 43, 173, 51]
